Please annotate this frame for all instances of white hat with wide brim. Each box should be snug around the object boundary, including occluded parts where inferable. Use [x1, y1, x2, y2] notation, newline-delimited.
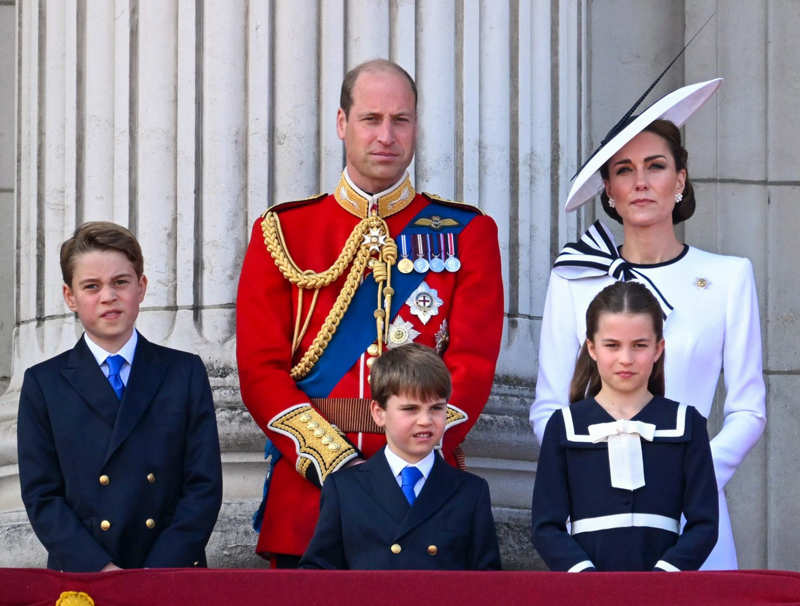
[565, 78, 723, 212]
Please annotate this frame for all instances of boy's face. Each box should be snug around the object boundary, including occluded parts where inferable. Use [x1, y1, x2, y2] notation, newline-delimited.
[63, 250, 147, 353]
[370, 391, 447, 463]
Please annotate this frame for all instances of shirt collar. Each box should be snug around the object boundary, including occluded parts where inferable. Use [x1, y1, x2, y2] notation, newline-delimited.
[333, 169, 416, 219]
[383, 445, 435, 481]
[84, 330, 139, 367]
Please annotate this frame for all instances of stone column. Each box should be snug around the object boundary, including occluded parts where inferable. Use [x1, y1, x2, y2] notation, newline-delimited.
[0, 0, 580, 570]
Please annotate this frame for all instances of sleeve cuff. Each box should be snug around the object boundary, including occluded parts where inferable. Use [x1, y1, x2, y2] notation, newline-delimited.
[654, 559, 680, 572]
[568, 560, 596, 573]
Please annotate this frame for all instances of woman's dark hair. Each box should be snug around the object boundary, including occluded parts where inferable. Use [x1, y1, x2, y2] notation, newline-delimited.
[569, 281, 665, 403]
[599, 118, 695, 225]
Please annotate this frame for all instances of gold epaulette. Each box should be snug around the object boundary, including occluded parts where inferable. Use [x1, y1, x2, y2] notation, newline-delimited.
[261, 193, 327, 218]
[422, 192, 486, 216]
[445, 403, 469, 430]
[268, 404, 358, 486]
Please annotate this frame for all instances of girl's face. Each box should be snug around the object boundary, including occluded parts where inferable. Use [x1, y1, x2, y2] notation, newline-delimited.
[603, 131, 686, 230]
[586, 311, 665, 400]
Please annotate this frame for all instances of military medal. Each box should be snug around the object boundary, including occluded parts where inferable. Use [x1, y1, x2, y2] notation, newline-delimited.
[406, 281, 443, 325]
[445, 232, 461, 272]
[397, 234, 414, 274]
[386, 317, 421, 348]
[413, 233, 430, 273]
[434, 318, 450, 355]
[429, 233, 445, 272]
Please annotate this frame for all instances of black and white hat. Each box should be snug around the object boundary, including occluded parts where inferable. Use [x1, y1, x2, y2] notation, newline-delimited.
[565, 78, 722, 212]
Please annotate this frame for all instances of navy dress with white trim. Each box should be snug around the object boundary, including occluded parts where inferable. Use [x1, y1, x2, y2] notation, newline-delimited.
[531, 396, 718, 572]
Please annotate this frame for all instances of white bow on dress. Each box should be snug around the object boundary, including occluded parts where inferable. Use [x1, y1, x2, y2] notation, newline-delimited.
[588, 419, 656, 490]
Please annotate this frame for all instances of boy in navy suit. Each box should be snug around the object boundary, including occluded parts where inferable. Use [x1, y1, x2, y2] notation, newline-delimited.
[299, 343, 501, 570]
[17, 221, 222, 571]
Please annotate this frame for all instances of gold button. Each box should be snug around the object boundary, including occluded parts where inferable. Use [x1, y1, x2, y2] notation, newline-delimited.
[145, 518, 156, 529]
[390, 543, 402, 555]
[307, 421, 318, 430]
[321, 435, 331, 445]
[100, 520, 111, 531]
[366, 357, 375, 369]
[366, 343, 379, 356]
[146, 473, 156, 484]
[299, 413, 311, 423]
[327, 442, 340, 451]
[427, 545, 438, 556]
[98, 474, 110, 486]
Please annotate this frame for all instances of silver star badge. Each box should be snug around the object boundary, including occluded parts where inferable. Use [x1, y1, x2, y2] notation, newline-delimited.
[386, 317, 421, 348]
[406, 281, 443, 325]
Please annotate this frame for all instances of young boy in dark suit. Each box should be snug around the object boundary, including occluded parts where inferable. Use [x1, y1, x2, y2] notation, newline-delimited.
[299, 343, 501, 570]
[17, 221, 222, 572]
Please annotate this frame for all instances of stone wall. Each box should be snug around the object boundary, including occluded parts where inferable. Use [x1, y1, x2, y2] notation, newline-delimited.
[1, 0, 798, 571]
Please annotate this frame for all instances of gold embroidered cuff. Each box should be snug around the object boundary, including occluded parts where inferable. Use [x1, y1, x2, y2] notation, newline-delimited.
[445, 403, 469, 430]
[268, 404, 358, 485]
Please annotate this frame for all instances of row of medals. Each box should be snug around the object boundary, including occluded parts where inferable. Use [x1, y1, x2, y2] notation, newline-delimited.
[396, 233, 461, 274]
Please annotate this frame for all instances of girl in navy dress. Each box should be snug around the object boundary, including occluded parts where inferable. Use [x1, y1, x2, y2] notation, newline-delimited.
[532, 281, 718, 572]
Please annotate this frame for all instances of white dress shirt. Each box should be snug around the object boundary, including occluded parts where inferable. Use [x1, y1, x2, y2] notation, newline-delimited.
[383, 446, 436, 498]
[84, 330, 138, 387]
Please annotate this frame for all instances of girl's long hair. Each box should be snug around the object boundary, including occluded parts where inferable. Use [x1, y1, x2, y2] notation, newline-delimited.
[568, 281, 665, 403]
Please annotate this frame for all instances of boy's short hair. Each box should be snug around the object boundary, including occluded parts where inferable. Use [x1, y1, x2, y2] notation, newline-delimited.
[60, 221, 144, 286]
[370, 343, 451, 408]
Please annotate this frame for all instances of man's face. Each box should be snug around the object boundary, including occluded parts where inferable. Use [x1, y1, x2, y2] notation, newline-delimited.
[337, 69, 417, 193]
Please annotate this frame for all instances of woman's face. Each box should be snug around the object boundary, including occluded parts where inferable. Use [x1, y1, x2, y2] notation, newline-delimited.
[603, 131, 686, 230]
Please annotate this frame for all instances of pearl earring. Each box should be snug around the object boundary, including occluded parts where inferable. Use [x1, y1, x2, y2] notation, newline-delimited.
[674, 192, 683, 204]
[608, 198, 616, 208]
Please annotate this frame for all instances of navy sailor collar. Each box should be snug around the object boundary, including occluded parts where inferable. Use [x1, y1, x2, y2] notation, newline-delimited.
[561, 396, 691, 446]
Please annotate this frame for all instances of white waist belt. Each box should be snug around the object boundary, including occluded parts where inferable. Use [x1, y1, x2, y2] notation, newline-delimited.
[571, 513, 679, 535]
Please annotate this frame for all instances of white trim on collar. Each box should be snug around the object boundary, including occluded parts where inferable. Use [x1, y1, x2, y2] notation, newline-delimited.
[561, 403, 687, 442]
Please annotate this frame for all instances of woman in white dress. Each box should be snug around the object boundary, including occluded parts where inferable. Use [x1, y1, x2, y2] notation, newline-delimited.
[529, 79, 766, 570]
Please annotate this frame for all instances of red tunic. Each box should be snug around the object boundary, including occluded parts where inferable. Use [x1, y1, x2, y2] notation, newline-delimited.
[236, 174, 503, 557]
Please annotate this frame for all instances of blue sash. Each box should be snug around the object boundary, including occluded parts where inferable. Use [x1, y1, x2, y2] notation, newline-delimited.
[297, 201, 478, 397]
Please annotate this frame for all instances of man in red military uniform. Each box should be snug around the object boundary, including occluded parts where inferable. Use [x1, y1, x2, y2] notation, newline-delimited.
[236, 59, 504, 566]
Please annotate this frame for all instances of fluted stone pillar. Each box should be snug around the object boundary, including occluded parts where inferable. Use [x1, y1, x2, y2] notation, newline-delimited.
[0, 0, 581, 569]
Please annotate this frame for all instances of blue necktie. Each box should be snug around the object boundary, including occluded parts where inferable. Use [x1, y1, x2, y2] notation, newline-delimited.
[400, 466, 423, 506]
[105, 355, 126, 400]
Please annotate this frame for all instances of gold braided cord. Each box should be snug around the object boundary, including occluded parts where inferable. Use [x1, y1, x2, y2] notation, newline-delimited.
[261, 210, 395, 380]
[263, 210, 370, 289]
[289, 243, 371, 378]
[294, 287, 320, 355]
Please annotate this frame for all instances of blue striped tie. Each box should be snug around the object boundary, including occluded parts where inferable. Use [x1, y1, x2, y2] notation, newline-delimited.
[400, 466, 422, 505]
[105, 355, 126, 400]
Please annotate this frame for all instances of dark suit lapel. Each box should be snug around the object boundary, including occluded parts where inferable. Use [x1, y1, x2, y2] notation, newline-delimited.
[60, 337, 120, 428]
[104, 334, 169, 464]
[395, 454, 465, 540]
[356, 451, 411, 523]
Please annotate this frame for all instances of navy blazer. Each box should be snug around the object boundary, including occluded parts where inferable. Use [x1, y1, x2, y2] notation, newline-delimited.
[17, 333, 222, 571]
[299, 450, 501, 570]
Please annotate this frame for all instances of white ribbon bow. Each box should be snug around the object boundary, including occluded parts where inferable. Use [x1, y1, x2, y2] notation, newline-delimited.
[588, 420, 656, 491]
